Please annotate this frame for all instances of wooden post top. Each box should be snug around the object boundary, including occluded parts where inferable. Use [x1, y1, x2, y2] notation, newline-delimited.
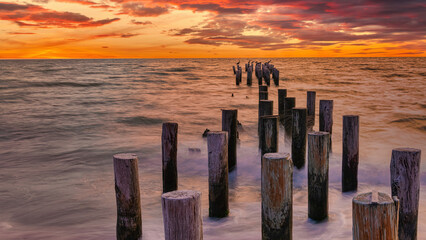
[308, 131, 330, 137]
[392, 148, 421, 153]
[221, 109, 237, 113]
[259, 100, 273, 103]
[162, 190, 201, 200]
[113, 153, 138, 161]
[353, 192, 396, 205]
[343, 115, 359, 118]
[260, 115, 279, 120]
[207, 131, 228, 136]
[293, 107, 307, 111]
[263, 153, 290, 161]
[163, 122, 178, 126]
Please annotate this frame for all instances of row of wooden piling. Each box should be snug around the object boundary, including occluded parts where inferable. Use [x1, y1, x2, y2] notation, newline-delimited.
[234, 61, 280, 86]
[111, 79, 421, 239]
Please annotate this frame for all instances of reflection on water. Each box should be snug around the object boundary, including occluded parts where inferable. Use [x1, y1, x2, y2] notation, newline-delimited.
[0, 58, 425, 239]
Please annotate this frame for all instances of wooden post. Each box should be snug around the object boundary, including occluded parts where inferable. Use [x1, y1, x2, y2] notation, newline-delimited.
[222, 109, 237, 171]
[262, 153, 293, 240]
[259, 85, 268, 92]
[232, 66, 236, 74]
[256, 62, 262, 85]
[162, 190, 203, 240]
[319, 100, 333, 152]
[308, 132, 329, 221]
[247, 65, 253, 86]
[162, 122, 178, 193]
[306, 91, 316, 130]
[236, 68, 242, 85]
[390, 148, 421, 240]
[272, 68, 279, 86]
[278, 89, 287, 126]
[259, 91, 268, 101]
[342, 115, 359, 192]
[292, 108, 307, 169]
[207, 131, 229, 218]
[258, 100, 273, 135]
[284, 97, 296, 136]
[113, 153, 142, 240]
[263, 65, 271, 86]
[260, 115, 279, 156]
[353, 191, 399, 240]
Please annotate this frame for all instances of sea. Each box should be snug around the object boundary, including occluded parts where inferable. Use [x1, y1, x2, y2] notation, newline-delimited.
[0, 58, 425, 239]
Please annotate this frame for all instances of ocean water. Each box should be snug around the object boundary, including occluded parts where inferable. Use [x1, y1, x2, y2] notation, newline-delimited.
[0, 58, 425, 239]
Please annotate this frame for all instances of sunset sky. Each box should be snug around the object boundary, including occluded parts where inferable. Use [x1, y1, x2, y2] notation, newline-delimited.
[0, 0, 425, 58]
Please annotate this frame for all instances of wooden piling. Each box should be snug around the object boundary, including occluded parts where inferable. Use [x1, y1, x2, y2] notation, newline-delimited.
[162, 190, 203, 240]
[272, 68, 279, 86]
[236, 68, 242, 85]
[247, 65, 253, 86]
[259, 85, 268, 92]
[278, 89, 287, 125]
[222, 109, 237, 171]
[113, 153, 142, 240]
[259, 91, 268, 101]
[258, 100, 273, 136]
[342, 115, 359, 192]
[256, 62, 262, 85]
[319, 100, 333, 152]
[232, 66, 236, 74]
[263, 66, 271, 86]
[260, 115, 279, 156]
[207, 131, 229, 218]
[390, 148, 421, 240]
[308, 132, 329, 221]
[261, 153, 293, 240]
[306, 91, 316, 130]
[353, 192, 399, 240]
[283, 97, 296, 136]
[292, 108, 307, 169]
[162, 122, 178, 193]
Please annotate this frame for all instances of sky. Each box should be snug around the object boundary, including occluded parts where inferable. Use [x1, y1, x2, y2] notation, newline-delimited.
[0, 0, 425, 58]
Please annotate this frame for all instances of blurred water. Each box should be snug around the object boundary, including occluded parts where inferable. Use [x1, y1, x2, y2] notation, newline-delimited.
[0, 58, 425, 239]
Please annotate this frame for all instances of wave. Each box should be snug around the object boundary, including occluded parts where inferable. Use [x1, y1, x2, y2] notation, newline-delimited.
[390, 117, 426, 132]
[117, 116, 164, 126]
[36, 67, 76, 73]
[382, 73, 410, 78]
[165, 67, 192, 72]
[27, 81, 104, 88]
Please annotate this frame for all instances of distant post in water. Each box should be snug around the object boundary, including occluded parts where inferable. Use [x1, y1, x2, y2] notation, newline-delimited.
[342, 115, 359, 192]
[353, 191, 399, 240]
[272, 68, 279, 86]
[162, 122, 178, 193]
[207, 131, 229, 218]
[247, 65, 253, 86]
[259, 85, 268, 92]
[308, 132, 329, 221]
[262, 153, 293, 240]
[263, 65, 271, 86]
[260, 115, 279, 156]
[292, 108, 307, 169]
[306, 91, 316, 130]
[259, 91, 268, 101]
[162, 190, 203, 240]
[284, 97, 296, 137]
[113, 153, 142, 240]
[390, 148, 421, 240]
[319, 100, 333, 151]
[278, 89, 287, 126]
[222, 109, 238, 171]
[258, 100, 273, 135]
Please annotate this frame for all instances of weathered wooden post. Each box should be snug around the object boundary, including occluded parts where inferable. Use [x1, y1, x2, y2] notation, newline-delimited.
[236, 68, 242, 85]
[247, 65, 253, 86]
[263, 65, 271, 86]
[207, 131, 229, 218]
[258, 100, 273, 135]
[284, 97, 296, 136]
[292, 108, 307, 169]
[162, 190, 203, 240]
[342, 115, 359, 192]
[353, 191, 399, 240]
[260, 115, 279, 156]
[308, 132, 329, 221]
[278, 89, 287, 125]
[162, 122, 178, 193]
[262, 153, 293, 240]
[113, 153, 142, 240]
[222, 109, 237, 171]
[259, 91, 268, 101]
[390, 148, 421, 240]
[272, 68, 279, 86]
[306, 91, 316, 130]
[319, 100, 333, 152]
[259, 85, 268, 92]
[256, 62, 262, 85]
[232, 66, 236, 75]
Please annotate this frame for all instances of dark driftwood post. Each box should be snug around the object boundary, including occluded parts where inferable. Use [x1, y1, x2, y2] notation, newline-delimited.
[308, 132, 329, 221]
[162, 122, 178, 193]
[247, 65, 253, 86]
[272, 68, 279, 86]
[263, 65, 271, 86]
[232, 66, 236, 74]
[306, 91, 316, 130]
[162, 190, 203, 240]
[319, 100, 333, 152]
[261, 153, 293, 240]
[284, 97, 296, 136]
[258, 100, 273, 135]
[353, 192, 399, 240]
[342, 115, 359, 192]
[260, 115, 279, 156]
[278, 89, 287, 125]
[222, 109, 237, 171]
[292, 108, 307, 169]
[259, 85, 268, 92]
[113, 153, 142, 240]
[207, 131, 229, 218]
[390, 148, 421, 240]
[259, 91, 268, 101]
[256, 62, 262, 85]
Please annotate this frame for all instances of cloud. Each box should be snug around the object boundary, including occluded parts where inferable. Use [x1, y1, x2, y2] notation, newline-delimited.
[8, 32, 36, 34]
[179, 3, 255, 14]
[120, 2, 169, 17]
[131, 19, 152, 25]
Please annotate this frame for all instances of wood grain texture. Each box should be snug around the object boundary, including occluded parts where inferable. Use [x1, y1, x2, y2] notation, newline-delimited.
[342, 115, 359, 192]
[162, 190, 203, 240]
[292, 108, 307, 169]
[390, 148, 421, 240]
[319, 100, 333, 152]
[308, 132, 329, 221]
[353, 192, 399, 240]
[262, 153, 293, 240]
[113, 153, 142, 240]
[207, 131, 229, 218]
[162, 122, 178, 193]
[222, 109, 238, 171]
[306, 91, 316, 130]
[260, 115, 279, 156]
